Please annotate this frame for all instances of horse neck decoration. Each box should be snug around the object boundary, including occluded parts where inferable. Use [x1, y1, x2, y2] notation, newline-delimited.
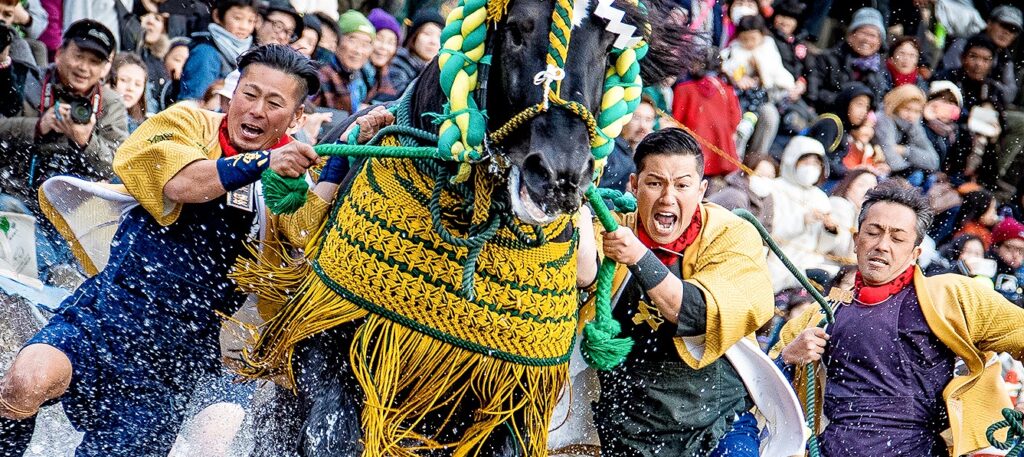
[237, 1, 688, 455]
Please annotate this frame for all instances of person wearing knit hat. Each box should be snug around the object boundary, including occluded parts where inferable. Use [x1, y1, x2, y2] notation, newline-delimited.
[805, 6, 890, 114]
[389, 8, 444, 96]
[990, 217, 1024, 306]
[336, 10, 375, 72]
[367, 8, 402, 102]
[311, 10, 375, 113]
[848, 7, 885, 43]
[875, 84, 940, 175]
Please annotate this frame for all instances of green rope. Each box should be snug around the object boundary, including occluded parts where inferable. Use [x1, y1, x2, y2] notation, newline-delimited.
[579, 184, 636, 370]
[731, 208, 835, 456]
[989, 408, 1024, 456]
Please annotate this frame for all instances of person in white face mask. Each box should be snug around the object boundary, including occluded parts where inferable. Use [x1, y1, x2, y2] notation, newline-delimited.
[766, 135, 852, 292]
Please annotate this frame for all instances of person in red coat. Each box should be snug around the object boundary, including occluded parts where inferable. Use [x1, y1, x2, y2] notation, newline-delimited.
[672, 49, 742, 178]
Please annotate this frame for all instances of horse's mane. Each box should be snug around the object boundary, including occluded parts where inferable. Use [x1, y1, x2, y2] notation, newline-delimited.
[614, 0, 701, 84]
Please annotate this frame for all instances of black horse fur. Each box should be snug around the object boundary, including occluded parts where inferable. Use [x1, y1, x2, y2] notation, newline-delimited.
[249, 1, 695, 455]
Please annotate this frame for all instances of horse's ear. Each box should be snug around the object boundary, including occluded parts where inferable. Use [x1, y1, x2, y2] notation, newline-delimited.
[636, 0, 704, 85]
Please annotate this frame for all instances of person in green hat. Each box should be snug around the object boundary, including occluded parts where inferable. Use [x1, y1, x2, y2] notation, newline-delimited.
[312, 9, 375, 114]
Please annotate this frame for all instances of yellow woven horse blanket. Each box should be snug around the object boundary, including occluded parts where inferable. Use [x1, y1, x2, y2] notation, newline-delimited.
[236, 156, 580, 456]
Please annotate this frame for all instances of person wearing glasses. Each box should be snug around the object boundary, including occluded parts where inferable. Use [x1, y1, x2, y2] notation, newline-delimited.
[254, 0, 305, 46]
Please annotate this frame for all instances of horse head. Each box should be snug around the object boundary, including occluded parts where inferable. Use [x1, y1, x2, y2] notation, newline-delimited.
[413, 0, 692, 225]
[489, 0, 689, 225]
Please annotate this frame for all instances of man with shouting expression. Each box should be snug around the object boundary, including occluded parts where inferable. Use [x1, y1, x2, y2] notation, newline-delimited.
[584, 128, 775, 456]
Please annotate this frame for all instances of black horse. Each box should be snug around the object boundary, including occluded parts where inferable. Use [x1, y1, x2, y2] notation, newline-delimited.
[250, 1, 691, 455]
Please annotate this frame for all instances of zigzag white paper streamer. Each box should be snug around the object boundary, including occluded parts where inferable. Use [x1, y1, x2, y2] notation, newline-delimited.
[572, 0, 590, 28]
[594, 0, 642, 49]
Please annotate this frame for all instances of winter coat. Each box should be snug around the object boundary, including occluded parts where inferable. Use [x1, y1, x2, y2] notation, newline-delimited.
[388, 48, 427, 99]
[771, 28, 810, 80]
[765, 136, 848, 292]
[721, 37, 795, 98]
[671, 75, 742, 177]
[874, 111, 940, 173]
[939, 35, 1020, 105]
[0, 37, 41, 118]
[806, 43, 892, 113]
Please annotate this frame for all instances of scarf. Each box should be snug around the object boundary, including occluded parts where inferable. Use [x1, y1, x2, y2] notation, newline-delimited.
[851, 53, 881, 74]
[854, 265, 915, 304]
[218, 118, 292, 157]
[208, 23, 253, 66]
[885, 59, 918, 87]
[636, 208, 703, 265]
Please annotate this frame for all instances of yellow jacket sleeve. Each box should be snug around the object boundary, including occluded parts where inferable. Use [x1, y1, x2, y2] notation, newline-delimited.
[957, 277, 1024, 358]
[674, 207, 775, 368]
[113, 103, 221, 226]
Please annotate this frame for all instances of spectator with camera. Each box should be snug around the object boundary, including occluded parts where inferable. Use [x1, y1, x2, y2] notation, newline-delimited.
[0, 19, 127, 199]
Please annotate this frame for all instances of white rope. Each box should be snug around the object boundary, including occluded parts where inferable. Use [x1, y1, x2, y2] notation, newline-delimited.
[533, 64, 566, 109]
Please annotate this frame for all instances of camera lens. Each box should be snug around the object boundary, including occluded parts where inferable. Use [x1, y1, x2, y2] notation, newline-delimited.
[70, 101, 93, 124]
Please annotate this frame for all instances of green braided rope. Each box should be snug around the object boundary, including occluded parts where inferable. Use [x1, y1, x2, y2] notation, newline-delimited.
[259, 0, 654, 372]
[580, 184, 637, 370]
[436, 0, 489, 163]
[989, 408, 1024, 456]
[731, 208, 835, 456]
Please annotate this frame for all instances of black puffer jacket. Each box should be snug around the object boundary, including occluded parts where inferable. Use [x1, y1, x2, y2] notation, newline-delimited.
[806, 43, 891, 113]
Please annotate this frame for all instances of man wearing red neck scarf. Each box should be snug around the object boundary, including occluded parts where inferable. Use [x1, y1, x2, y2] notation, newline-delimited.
[576, 128, 776, 456]
[775, 181, 1024, 457]
[0, 45, 356, 456]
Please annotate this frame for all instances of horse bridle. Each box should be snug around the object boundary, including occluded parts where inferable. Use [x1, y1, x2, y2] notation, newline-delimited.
[435, 0, 650, 182]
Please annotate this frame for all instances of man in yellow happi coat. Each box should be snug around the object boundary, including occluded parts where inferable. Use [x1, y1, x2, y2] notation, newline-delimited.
[774, 180, 1024, 456]
[579, 128, 776, 456]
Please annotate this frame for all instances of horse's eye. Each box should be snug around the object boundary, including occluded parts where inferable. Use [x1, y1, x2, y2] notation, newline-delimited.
[507, 25, 525, 47]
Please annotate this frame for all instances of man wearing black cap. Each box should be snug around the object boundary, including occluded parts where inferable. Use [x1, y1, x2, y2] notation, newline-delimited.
[255, 0, 304, 46]
[0, 19, 127, 283]
[939, 5, 1021, 105]
[0, 19, 126, 190]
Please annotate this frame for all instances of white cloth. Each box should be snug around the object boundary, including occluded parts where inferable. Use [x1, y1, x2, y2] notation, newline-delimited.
[721, 37, 796, 95]
[290, 0, 340, 20]
[766, 137, 848, 292]
[63, 0, 126, 49]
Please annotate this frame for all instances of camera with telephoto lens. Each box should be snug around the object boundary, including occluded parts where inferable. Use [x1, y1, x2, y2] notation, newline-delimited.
[68, 98, 94, 124]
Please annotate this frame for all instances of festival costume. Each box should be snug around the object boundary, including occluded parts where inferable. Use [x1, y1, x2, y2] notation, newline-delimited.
[12, 104, 320, 456]
[569, 203, 780, 455]
[774, 267, 1024, 456]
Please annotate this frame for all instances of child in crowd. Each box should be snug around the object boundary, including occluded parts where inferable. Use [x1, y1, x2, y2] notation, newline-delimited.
[722, 15, 796, 157]
[110, 53, 150, 133]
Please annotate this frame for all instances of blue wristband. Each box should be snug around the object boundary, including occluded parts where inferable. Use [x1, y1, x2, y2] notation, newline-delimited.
[317, 155, 348, 184]
[217, 151, 271, 191]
